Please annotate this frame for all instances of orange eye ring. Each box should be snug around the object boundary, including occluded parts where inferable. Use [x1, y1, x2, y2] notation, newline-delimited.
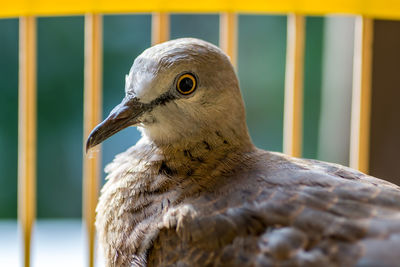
[176, 73, 197, 95]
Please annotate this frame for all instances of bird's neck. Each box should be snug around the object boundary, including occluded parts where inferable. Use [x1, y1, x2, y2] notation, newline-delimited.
[152, 128, 252, 158]
[139, 129, 254, 187]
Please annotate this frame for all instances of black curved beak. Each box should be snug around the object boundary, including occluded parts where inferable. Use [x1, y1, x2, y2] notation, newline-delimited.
[85, 97, 146, 153]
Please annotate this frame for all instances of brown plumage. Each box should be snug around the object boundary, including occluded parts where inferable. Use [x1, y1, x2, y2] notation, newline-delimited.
[86, 38, 400, 267]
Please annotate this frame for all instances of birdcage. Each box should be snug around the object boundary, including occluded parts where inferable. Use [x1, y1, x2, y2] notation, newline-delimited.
[1, 1, 400, 266]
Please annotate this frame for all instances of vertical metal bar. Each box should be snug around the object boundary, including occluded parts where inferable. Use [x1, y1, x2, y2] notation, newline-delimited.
[283, 14, 305, 157]
[18, 16, 36, 267]
[152, 12, 170, 45]
[83, 13, 102, 267]
[350, 17, 373, 173]
[220, 12, 238, 67]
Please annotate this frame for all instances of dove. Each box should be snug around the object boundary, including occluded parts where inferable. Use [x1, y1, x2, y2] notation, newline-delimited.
[86, 38, 400, 267]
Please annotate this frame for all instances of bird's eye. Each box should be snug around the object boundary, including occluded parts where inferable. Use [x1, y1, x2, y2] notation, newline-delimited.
[176, 73, 197, 95]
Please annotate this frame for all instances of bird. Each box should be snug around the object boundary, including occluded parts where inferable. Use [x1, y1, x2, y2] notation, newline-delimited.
[86, 38, 400, 267]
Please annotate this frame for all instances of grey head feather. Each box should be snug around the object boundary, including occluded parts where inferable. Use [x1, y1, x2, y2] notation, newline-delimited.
[87, 38, 252, 150]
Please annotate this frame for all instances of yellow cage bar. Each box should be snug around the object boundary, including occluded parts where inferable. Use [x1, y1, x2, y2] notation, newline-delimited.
[83, 13, 103, 267]
[2, 0, 400, 19]
[350, 16, 374, 173]
[152, 12, 170, 45]
[18, 15, 37, 267]
[283, 14, 305, 157]
[220, 12, 238, 67]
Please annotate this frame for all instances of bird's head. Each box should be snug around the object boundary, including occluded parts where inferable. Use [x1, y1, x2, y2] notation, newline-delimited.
[86, 38, 251, 151]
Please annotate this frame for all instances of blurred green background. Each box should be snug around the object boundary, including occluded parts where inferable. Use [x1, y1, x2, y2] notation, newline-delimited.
[0, 15, 324, 218]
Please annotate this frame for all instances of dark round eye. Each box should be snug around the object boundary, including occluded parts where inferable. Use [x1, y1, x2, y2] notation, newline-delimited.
[176, 73, 197, 95]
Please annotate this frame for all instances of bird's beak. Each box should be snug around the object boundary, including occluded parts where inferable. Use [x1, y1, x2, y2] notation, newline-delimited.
[86, 97, 145, 152]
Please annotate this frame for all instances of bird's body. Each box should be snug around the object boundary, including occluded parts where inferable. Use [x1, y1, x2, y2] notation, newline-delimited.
[87, 38, 400, 267]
